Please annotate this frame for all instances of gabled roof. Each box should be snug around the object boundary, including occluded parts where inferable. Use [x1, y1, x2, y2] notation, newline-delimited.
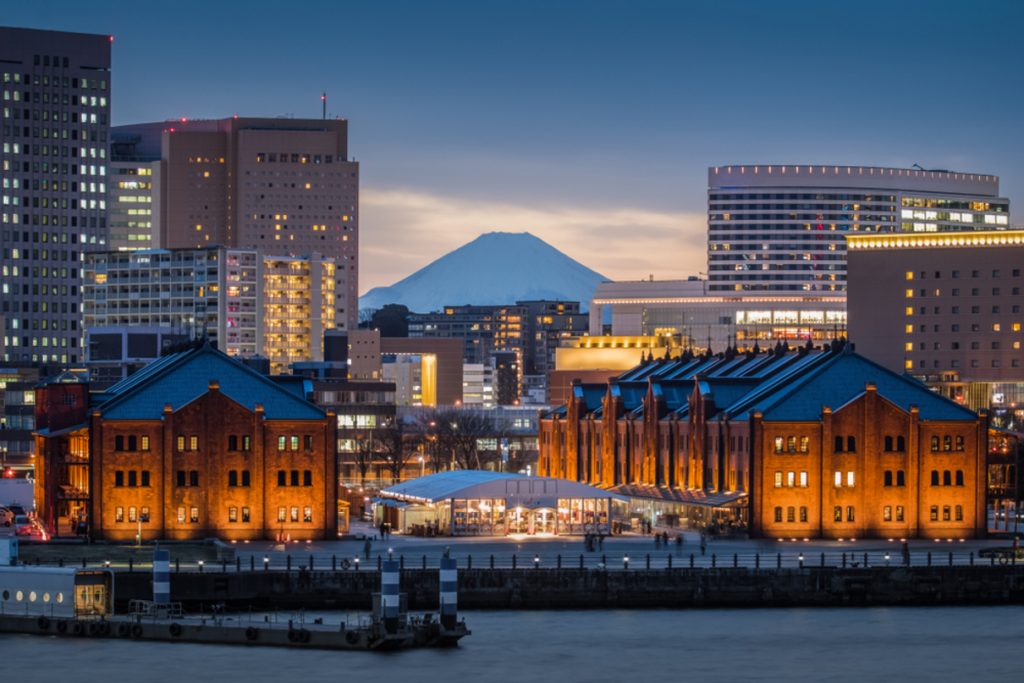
[743, 351, 978, 422]
[96, 343, 325, 421]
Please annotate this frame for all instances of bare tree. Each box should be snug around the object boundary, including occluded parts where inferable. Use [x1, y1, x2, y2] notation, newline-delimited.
[378, 420, 414, 483]
[352, 430, 376, 485]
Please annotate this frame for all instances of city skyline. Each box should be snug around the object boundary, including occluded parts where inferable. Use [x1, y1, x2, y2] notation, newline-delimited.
[5, 0, 1023, 293]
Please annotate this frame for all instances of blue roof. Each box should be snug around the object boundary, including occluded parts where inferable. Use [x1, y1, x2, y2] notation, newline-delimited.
[747, 352, 978, 422]
[97, 343, 325, 421]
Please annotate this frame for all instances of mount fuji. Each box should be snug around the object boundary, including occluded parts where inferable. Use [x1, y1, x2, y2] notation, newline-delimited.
[359, 232, 607, 314]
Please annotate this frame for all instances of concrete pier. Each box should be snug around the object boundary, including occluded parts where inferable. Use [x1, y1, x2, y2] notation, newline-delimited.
[110, 565, 1024, 611]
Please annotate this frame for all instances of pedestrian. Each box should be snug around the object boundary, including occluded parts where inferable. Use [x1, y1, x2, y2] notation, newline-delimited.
[443, 545, 451, 559]
[700, 533, 707, 556]
[901, 541, 911, 566]
[363, 538, 371, 560]
[598, 533, 604, 550]
[676, 534, 683, 553]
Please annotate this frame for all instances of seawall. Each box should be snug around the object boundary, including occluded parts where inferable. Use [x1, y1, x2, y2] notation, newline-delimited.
[113, 566, 1024, 610]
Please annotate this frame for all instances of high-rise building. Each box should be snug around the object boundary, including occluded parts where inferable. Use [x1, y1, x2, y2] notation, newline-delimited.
[0, 27, 113, 364]
[707, 165, 1008, 293]
[112, 117, 359, 329]
[82, 247, 336, 374]
[408, 304, 527, 365]
[107, 133, 160, 250]
[847, 230, 1024, 422]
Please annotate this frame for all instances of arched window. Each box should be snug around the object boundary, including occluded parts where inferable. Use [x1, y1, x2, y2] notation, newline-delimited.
[955, 505, 963, 521]
[884, 436, 893, 452]
[127, 435, 137, 451]
[228, 470, 238, 487]
[931, 436, 940, 451]
[943, 470, 951, 486]
[896, 470, 905, 487]
[955, 470, 964, 486]
[834, 506, 843, 522]
[931, 470, 939, 486]
[847, 436, 857, 453]
[115, 435, 125, 451]
[884, 471, 893, 487]
[943, 435, 952, 452]
[786, 507, 795, 523]
[834, 435, 844, 453]
[774, 507, 782, 523]
[955, 436, 964, 451]
[896, 436, 905, 451]
[799, 506, 808, 523]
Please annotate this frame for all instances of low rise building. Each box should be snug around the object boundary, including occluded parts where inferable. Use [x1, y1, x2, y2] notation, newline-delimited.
[34, 342, 337, 541]
[539, 343, 988, 539]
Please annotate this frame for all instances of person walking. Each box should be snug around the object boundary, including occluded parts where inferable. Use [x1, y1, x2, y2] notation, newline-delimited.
[700, 533, 707, 556]
[901, 541, 911, 566]
[363, 537, 372, 560]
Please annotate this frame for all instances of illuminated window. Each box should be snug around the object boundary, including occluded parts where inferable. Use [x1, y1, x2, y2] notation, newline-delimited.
[905, 289, 913, 298]
[905, 307, 913, 316]
[905, 342, 913, 351]
[774, 471, 782, 487]
[834, 471, 842, 487]
[787, 471, 795, 487]
[799, 471, 808, 487]
[905, 325, 913, 334]
[847, 471, 855, 487]
[905, 271, 914, 280]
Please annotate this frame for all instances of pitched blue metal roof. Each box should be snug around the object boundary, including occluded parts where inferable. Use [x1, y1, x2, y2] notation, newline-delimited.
[97, 344, 325, 421]
[749, 352, 978, 422]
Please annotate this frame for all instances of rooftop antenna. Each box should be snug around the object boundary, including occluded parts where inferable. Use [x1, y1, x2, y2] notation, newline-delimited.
[321, 92, 327, 120]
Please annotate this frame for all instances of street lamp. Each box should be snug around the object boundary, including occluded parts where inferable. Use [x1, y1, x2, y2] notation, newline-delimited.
[418, 455, 425, 478]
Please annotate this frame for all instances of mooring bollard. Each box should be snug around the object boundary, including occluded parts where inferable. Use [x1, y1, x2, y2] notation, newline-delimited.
[440, 557, 458, 630]
[153, 548, 171, 604]
[381, 559, 400, 634]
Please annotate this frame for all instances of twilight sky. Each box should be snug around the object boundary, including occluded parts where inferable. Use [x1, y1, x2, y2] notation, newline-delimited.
[8, 0, 1024, 292]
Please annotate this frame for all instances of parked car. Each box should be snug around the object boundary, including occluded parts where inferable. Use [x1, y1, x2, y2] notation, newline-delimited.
[13, 514, 32, 536]
[5, 504, 27, 517]
[0, 507, 12, 527]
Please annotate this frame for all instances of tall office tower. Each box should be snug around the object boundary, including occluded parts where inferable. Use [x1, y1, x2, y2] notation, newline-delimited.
[707, 165, 1008, 293]
[408, 304, 527, 364]
[0, 27, 112, 364]
[107, 133, 160, 250]
[112, 117, 359, 329]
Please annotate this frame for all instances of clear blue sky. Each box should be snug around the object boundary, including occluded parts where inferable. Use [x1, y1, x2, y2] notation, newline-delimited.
[7, 0, 1023, 290]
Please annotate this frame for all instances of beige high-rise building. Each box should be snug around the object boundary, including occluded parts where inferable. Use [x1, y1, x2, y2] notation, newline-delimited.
[111, 117, 359, 329]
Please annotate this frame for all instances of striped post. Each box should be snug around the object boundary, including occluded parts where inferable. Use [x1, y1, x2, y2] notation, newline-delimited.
[381, 559, 400, 634]
[440, 557, 457, 630]
[153, 549, 171, 604]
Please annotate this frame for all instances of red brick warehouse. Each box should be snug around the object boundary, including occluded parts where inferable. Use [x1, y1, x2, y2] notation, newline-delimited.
[35, 342, 338, 541]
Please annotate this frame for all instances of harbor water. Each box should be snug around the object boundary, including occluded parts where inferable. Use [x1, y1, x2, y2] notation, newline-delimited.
[2, 607, 1022, 682]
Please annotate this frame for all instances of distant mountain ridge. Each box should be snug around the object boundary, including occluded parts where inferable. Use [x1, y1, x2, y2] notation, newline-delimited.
[359, 231, 606, 313]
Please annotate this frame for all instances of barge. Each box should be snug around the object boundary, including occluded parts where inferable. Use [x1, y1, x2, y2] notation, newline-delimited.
[0, 550, 469, 650]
